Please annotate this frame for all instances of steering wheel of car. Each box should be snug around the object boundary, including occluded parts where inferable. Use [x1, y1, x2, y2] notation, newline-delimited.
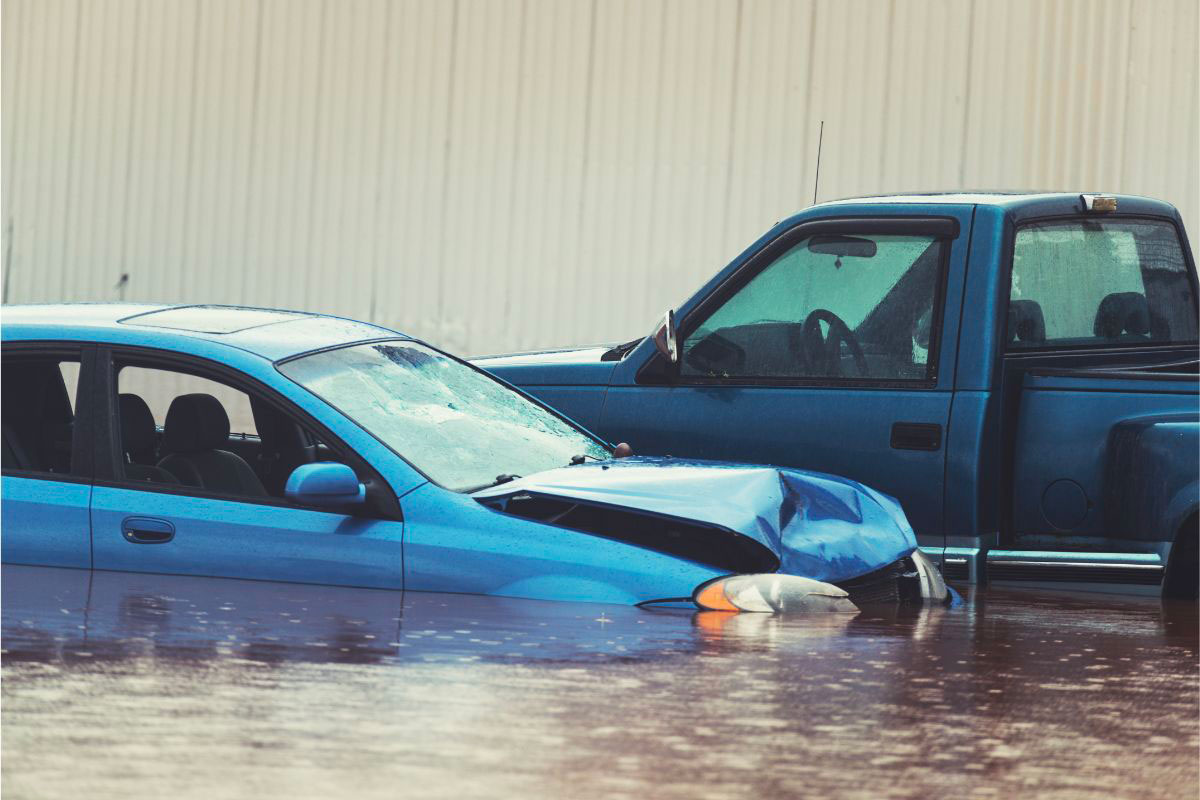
[796, 309, 869, 377]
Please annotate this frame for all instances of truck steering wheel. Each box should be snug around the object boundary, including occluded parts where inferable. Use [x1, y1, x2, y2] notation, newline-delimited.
[798, 309, 869, 377]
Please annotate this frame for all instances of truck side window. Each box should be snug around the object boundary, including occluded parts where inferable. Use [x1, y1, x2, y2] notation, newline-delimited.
[680, 234, 945, 381]
[1008, 219, 1198, 349]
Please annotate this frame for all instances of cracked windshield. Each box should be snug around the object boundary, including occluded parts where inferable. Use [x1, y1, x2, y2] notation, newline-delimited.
[279, 342, 610, 491]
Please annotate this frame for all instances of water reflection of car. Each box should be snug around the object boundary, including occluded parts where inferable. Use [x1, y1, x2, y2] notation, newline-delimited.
[2, 304, 946, 611]
[0, 565, 941, 668]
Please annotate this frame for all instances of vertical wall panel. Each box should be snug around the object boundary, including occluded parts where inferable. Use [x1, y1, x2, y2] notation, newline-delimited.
[2, 0, 1197, 355]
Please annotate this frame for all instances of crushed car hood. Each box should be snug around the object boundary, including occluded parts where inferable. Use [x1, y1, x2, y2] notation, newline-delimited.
[472, 456, 918, 583]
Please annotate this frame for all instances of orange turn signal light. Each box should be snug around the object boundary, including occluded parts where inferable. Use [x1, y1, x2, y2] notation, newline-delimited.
[694, 580, 740, 612]
[692, 574, 859, 614]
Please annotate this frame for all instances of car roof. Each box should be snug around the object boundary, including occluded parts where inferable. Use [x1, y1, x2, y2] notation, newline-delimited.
[1, 303, 407, 361]
[812, 190, 1179, 216]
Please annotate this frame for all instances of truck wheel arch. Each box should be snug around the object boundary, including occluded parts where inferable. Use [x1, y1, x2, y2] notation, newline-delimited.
[1162, 512, 1199, 600]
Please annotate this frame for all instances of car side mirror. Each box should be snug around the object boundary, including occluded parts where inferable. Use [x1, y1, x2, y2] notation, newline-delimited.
[652, 309, 678, 365]
[285, 462, 365, 508]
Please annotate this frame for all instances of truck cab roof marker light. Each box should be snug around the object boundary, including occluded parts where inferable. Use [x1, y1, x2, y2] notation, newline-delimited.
[1081, 194, 1117, 212]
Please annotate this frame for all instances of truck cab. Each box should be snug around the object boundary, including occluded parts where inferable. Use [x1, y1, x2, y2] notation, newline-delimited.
[478, 193, 1199, 596]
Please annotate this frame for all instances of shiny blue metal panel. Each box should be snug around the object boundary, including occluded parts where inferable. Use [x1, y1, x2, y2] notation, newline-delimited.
[600, 386, 950, 540]
[1025, 373, 1200, 394]
[942, 390, 999, 541]
[474, 347, 617, 385]
[90, 487, 404, 589]
[954, 204, 1008, 392]
[1100, 417, 1198, 542]
[2, 304, 405, 362]
[591, 386, 680, 455]
[401, 483, 722, 605]
[0, 477, 91, 569]
[473, 457, 920, 584]
[514, 386, 610, 434]
[221, 315, 402, 361]
[1012, 388, 1199, 543]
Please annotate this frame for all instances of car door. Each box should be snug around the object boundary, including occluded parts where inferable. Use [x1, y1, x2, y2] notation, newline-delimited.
[88, 346, 405, 590]
[600, 211, 971, 553]
[1, 343, 94, 569]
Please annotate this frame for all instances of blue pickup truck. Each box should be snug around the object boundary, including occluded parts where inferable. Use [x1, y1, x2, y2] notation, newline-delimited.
[478, 193, 1199, 597]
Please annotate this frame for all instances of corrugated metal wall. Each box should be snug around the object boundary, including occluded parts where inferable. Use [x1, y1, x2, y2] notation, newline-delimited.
[3, 0, 1197, 356]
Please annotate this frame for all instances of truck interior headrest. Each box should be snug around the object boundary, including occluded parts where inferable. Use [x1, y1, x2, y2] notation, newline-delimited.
[1007, 299, 1046, 344]
[1094, 292, 1150, 338]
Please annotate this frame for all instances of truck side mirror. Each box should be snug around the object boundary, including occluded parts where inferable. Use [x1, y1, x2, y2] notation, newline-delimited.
[652, 309, 678, 365]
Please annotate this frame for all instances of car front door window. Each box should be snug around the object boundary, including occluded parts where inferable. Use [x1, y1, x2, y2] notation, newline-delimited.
[91, 353, 404, 589]
[680, 233, 945, 382]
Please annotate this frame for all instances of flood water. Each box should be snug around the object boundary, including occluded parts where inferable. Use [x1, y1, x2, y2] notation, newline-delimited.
[2, 565, 1196, 800]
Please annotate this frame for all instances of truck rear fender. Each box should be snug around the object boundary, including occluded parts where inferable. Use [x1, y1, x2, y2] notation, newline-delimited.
[1103, 415, 1198, 550]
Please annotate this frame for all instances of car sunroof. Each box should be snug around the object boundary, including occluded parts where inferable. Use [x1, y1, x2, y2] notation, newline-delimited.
[119, 306, 306, 334]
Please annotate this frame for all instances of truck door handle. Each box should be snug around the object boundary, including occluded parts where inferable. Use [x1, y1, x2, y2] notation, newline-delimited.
[122, 517, 175, 544]
[890, 422, 942, 451]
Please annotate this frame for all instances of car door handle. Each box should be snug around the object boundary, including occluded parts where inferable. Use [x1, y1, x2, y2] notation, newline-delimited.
[122, 517, 175, 544]
[890, 422, 942, 451]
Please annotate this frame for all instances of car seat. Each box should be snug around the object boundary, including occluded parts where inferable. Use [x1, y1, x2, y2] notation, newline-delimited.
[118, 393, 178, 484]
[158, 393, 267, 496]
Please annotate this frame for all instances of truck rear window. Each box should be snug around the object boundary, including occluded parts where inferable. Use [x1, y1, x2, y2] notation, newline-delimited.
[1007, 219, 1197, 349]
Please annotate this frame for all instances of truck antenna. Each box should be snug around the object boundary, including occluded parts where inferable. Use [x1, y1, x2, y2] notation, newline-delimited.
[812, 120, 824, 206]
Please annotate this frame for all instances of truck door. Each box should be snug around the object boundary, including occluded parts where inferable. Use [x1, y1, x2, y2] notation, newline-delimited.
[600, 210, 971, 555]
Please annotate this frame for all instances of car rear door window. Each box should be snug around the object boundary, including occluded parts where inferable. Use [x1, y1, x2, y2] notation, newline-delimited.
[1007, 219, 1198, 349]
[2, 354, 83, 475]
[680, 233, 945, 381]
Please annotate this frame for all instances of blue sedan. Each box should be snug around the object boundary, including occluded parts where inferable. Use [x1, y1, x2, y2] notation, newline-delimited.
[1, 304, 947, 612]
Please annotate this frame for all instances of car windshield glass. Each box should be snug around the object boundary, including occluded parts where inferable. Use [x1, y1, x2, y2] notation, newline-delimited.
[278, 341, 610, 491]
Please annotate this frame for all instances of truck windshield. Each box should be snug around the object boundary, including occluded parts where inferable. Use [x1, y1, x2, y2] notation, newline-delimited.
[278, 341, 611, 492]
[1009, 219, 1198, 348]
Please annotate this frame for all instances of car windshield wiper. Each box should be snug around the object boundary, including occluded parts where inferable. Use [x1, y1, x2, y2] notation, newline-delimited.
[463, 473, 522, 493]
[568, 453, 606, 466]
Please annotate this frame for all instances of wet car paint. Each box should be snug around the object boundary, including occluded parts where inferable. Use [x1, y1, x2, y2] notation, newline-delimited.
[3, 565, 1195, 800]
[4, 305, 926, 605]
[474, 457, 919, 583]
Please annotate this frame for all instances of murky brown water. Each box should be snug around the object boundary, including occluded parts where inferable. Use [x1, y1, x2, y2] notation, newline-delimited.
[2, 565, 1196, 800]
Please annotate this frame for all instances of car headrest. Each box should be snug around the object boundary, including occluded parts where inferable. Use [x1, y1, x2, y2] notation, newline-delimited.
[1094, 292, 1150, 338]
[1007, 299, 1046, 344]
[118, 393, 158, 455]
[163, 393, 231, 453]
